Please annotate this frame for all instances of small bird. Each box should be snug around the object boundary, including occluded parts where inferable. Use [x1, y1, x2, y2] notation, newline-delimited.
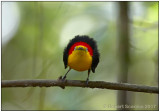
[62, 35, 100, 84]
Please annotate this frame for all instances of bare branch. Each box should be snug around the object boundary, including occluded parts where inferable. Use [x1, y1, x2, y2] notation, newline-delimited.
[1, 79, 158, 94]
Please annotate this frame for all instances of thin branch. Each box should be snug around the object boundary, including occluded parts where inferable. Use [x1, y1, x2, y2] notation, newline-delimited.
[1, 79, 158, 94]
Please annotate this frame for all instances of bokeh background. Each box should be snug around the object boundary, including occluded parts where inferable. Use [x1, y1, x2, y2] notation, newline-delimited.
[2, 1, 158, 110]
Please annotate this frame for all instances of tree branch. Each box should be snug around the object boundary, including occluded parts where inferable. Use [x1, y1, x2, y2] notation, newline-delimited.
[1, 79, 158, 94]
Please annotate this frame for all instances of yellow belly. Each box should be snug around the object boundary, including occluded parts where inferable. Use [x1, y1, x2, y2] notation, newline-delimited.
[68, 50, 92, 71]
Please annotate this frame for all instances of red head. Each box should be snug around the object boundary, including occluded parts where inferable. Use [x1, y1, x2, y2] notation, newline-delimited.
[68, 41, 93, 56]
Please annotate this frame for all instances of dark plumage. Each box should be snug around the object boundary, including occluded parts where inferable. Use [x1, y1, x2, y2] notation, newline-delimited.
[63, 35, 100, 73]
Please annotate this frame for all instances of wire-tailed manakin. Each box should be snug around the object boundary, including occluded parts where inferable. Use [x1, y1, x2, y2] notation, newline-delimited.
[62, 35, 100, 84]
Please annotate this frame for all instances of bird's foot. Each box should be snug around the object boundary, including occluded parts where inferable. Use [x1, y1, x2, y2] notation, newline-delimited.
[58, 76, 66, 81]
[62, 75, 66, 81]
[86, 78, 89, 85]
[57, 76, 66, 89]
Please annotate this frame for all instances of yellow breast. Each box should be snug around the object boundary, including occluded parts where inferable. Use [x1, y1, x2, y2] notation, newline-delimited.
[68, 50, 92, 71]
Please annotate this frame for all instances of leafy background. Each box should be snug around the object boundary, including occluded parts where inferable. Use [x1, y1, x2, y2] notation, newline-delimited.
[2, 1, 158, 110]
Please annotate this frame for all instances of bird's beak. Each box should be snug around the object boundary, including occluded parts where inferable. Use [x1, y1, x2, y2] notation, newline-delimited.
[77, 47, 85, 51]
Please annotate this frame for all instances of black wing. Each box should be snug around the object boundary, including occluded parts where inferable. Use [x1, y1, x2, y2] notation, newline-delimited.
[91, 46, 100, 73]
[63, 47, 68, 69]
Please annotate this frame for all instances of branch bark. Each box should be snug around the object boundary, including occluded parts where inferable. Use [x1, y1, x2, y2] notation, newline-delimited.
[1, 79, 158, 94]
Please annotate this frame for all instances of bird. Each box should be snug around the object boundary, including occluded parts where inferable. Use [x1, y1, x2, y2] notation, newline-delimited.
[62, 35, 100, 84]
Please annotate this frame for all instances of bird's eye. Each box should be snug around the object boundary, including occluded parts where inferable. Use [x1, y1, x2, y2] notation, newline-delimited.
[86, 48, 88, 51]
[74, 47, 76, 50]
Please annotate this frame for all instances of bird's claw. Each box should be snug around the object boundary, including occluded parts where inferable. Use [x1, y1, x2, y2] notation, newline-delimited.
[86, 78, 89, 85]
[62, 76, 66, 81]
[58, 76, 66, 82]
[57, 76, 66, 89]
